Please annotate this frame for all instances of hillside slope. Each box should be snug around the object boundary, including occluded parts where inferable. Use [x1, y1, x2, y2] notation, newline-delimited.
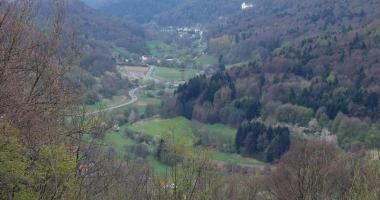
[37, 0, 148, 102]
[207, 0, 380, 63]
[39, 0, 147, 55]
[94, 0, 246, 25]
[172, 1, 380, 153]
[97, 0, 182, 23]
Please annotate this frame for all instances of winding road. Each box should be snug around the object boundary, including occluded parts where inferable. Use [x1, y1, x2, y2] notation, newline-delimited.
[146, 65, 160, 82]
[86, 65, 157, 116]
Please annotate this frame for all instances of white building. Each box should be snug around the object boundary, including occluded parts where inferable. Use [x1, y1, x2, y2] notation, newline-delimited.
[241, 2, 254, 10]
[141, 55, 149, 62]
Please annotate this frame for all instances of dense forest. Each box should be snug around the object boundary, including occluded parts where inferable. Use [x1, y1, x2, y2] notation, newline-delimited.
[172, 0, 380, 155]
[93, 0, 245, 26]
[174, 20, 380, 152]
[1, 0, 380, 199]
[207, 0, 380, 63]
[98, 0, 182, 23]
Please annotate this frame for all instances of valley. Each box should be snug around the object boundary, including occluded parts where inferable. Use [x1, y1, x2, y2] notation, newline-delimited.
[80, 26, 266, 174]
[78, 0, 380, 181]
[1, 0, 380, 199]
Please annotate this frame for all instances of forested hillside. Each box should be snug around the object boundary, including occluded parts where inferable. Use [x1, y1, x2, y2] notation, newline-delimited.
[97, 0, 182, 23]
[41, 0, 147, 55]
[94, 0, 245, 25]
[155, 0, 243, 26]
[80, 0, 115, 8]
[207, 0, 380, 63]
[38, 0, 148, 103]
[173, 0, 380, 154]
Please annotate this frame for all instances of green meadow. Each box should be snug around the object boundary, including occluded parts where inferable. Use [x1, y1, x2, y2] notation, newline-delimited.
[97, 117, 265, 172]
[154, 67, 198, 81]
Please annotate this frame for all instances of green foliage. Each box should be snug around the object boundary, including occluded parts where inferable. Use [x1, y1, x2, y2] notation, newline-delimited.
[156, 138, 187, 166]
[334, 115, 380, 150]
[0, 123, 78, 199]
[273, 42, 294, 56]
[33, 144, 78, 199]
[275, 103, 313, 126]
[0, 124, 36, 199]
[235, 121, 290, 162]
[232, 97, 261, 120]
[219, 105, 246, 126]
[326, 73, 337, 84]
[318, 112, 330, 127]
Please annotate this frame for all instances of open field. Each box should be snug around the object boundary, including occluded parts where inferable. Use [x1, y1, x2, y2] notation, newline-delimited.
[208, 123, 236, 139]
[197, 55, 218, 65]
[154, 67, 198, 82]
[210, 151, 265, 166]
[125, 66, 150, 74]
[126, 117, 237, 147]
[105, 130, 137, 154]
[148, 40, 177, 57]
[136, 89, 162, 105]
[94, 117, 265, 173]
[127, 117, 196, 146]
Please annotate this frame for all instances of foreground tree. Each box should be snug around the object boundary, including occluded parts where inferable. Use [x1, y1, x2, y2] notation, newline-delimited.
[0, 1, 84, 199]
[265, 140, 380, 200]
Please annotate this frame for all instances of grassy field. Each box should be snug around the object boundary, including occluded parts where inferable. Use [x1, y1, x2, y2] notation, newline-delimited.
[126, 117, 257, 172]
[147, 155, 170, 174]
[210, 151, 265, 166]
[207, 123, 236, 139]
[197, 55, 218, 66]
[127, 117, 196, 146]
[104, 129, 137, 154]
[137, 89, 162, 105]
[97, 117, 264, 173]
[127, 117, 237, 146]
[148, 40, 176, 57]
[154, 67, 197, 82]
[81, 124, 134, 158]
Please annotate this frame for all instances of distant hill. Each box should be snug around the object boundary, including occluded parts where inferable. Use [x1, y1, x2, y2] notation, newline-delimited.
[97, 0, 182, 23]
[155, 0, 244, 26]
[40, 0, 147, 54]
[36, 0, 149, 103]
[172, 0, 380, 153]
[206, 0, 380, 63]
[38, 0, 148, 75]
[94, 0, 246, 25]
[80, 0, 114, 8]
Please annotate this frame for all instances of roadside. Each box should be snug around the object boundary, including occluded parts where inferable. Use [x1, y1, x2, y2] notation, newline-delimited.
[86, 65, 157, 115]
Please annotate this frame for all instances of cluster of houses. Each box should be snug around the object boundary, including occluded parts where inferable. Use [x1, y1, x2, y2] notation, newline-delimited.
[161, 25, 203, 39]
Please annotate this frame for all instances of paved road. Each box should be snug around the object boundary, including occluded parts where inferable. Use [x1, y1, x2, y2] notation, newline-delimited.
[86, 85, 145, 116]
[86, 65, 157, 116]
[146, 65, 160, 82]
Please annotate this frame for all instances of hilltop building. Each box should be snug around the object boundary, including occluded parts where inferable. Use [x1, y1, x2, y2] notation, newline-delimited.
[241, 2, 254, 10]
